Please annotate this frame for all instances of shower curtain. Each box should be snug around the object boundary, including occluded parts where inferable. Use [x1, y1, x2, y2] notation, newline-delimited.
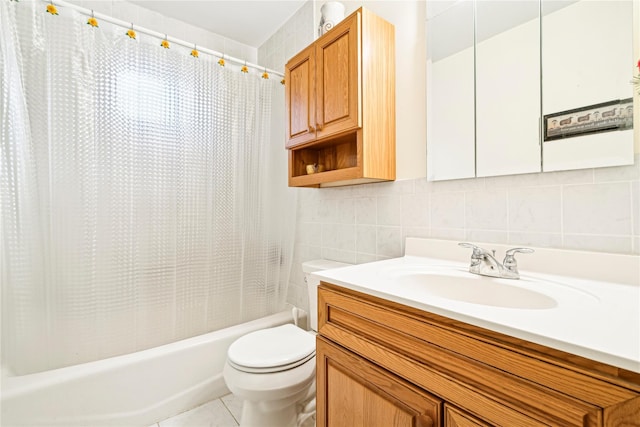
[1, 0, 296, 375]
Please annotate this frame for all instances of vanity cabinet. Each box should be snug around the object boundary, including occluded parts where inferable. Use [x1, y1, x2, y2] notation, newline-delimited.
[285, 8, 395, 188]
[317, 283, 640, 427]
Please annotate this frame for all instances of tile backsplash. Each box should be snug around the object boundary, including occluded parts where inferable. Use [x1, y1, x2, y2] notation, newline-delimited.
[287, 156, 640, 311]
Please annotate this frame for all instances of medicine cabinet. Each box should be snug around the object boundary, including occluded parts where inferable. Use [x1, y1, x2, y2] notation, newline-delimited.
[426, 0, 635, 181]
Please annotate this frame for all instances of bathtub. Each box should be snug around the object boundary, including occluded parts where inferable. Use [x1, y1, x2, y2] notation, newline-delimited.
[1, 310, 295, 427]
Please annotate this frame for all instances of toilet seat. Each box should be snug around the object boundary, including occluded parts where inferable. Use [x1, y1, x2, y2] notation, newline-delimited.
[227, 324, 316, 374]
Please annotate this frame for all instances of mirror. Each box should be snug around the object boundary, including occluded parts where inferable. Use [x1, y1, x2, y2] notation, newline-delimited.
[426, 0, 634, 182]
[426, 1, 475, 181]
[475, 0, 541, 177]
[542, 0, 634, 172]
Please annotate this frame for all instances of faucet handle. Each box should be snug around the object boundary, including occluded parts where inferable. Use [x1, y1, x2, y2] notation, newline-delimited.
[458, 242, 484, 257]
[505, 247, 534, 257]
[503, 247, 534, 272]
[458, 243, 492, 266]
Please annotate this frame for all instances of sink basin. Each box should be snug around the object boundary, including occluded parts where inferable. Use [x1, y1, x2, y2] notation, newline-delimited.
[394, 270, 557, 309]
[383, 266, 599, 310]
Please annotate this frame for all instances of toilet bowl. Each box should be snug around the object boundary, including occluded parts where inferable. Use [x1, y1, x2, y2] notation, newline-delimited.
[223, 259, 351, 427]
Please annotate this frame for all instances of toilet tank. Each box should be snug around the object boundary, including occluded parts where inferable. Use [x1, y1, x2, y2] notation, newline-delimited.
[302, 259, 352, 331]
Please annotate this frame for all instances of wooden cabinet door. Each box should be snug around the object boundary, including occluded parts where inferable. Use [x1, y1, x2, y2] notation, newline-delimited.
[444, 405, 492, 427]
[285, 44, 316, 148]
[316, 337, 440, 427]
[315, 12, 361, 140]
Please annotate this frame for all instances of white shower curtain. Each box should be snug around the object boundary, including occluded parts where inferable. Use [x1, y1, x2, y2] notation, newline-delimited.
[1, 0, 296, 375]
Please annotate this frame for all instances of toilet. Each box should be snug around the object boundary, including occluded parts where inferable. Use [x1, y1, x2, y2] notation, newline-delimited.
[223, 259, 350, 427]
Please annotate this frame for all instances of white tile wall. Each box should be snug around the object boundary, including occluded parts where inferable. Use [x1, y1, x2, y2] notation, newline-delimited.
[508, 186, 562, 233]
[257, 1, 315, 74]
[563, 183, 632, 235]
[285, 155, 640, 312]
[296, 155, 640, 253]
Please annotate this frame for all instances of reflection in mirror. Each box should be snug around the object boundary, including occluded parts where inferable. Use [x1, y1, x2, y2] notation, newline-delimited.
[426, 1, 475, 181]
[542, 0, 634, 171]
[475, 0, 541, 177]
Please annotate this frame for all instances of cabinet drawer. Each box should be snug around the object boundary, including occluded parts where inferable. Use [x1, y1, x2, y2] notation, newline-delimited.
[318, 284, 633, 426]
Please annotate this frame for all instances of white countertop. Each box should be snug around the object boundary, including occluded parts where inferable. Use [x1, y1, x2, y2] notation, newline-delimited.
[312, 238, 640, 373]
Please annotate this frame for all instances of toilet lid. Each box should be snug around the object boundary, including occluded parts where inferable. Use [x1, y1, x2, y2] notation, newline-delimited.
[228, 324, 316, 371]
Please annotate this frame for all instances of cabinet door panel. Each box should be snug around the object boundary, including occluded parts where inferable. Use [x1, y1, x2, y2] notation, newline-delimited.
[327, 365, 415, 426]
[317, 337, 440, 427]
[285, 45, 316, 148]
[321, 35, 350, 123]
[316, 13, 360, 139]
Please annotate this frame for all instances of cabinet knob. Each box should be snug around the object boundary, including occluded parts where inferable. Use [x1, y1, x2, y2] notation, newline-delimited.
[308, 125, 316, 132]
[316, 123, 323, 131]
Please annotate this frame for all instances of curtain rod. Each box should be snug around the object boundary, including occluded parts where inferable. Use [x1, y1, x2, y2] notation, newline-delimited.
[35, 0, 285, 78]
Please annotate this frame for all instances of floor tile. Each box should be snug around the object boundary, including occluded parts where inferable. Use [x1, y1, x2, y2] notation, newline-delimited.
[158, 399, 238, 427]
[220, 393, 243, 424]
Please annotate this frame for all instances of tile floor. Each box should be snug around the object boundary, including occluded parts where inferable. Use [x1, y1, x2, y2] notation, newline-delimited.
[149, 394, 243, 427]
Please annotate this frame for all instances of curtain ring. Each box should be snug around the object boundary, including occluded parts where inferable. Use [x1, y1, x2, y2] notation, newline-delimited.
[87, 9, 99, 27]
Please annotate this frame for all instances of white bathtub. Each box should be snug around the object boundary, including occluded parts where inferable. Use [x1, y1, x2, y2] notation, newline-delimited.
[1, 310, 294, 427]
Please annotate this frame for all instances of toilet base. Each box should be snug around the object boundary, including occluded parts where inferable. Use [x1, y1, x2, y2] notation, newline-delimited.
[239, 399, 297, 427]
[237, 384, 312, 427]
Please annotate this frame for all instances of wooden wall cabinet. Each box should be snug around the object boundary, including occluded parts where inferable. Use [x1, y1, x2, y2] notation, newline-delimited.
[285, 8, 395, 188]
[317, 284, 640, 427]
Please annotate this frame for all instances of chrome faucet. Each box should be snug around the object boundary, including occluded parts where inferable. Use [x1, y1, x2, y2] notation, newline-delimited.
[458, 243, 534, 279]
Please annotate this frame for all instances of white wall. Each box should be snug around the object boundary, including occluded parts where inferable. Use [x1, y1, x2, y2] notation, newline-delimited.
[68, 0, 258, 63]
[335, 1, 427, 181]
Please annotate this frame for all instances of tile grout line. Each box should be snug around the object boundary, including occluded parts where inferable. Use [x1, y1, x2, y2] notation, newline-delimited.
[220, 396, 240, 426]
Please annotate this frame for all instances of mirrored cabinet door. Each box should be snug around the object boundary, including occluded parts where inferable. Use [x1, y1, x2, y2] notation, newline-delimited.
[426, 1, 475, 181]
[475, 0, 541, 177]
[425, 0, 635, 182]
[541, 0, 634, 172]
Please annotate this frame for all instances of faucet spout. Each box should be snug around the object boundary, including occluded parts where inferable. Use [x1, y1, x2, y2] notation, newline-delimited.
[478, 250, 502, 273]
[473, 248, 505, 278]
[458, 243, 532, 280]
